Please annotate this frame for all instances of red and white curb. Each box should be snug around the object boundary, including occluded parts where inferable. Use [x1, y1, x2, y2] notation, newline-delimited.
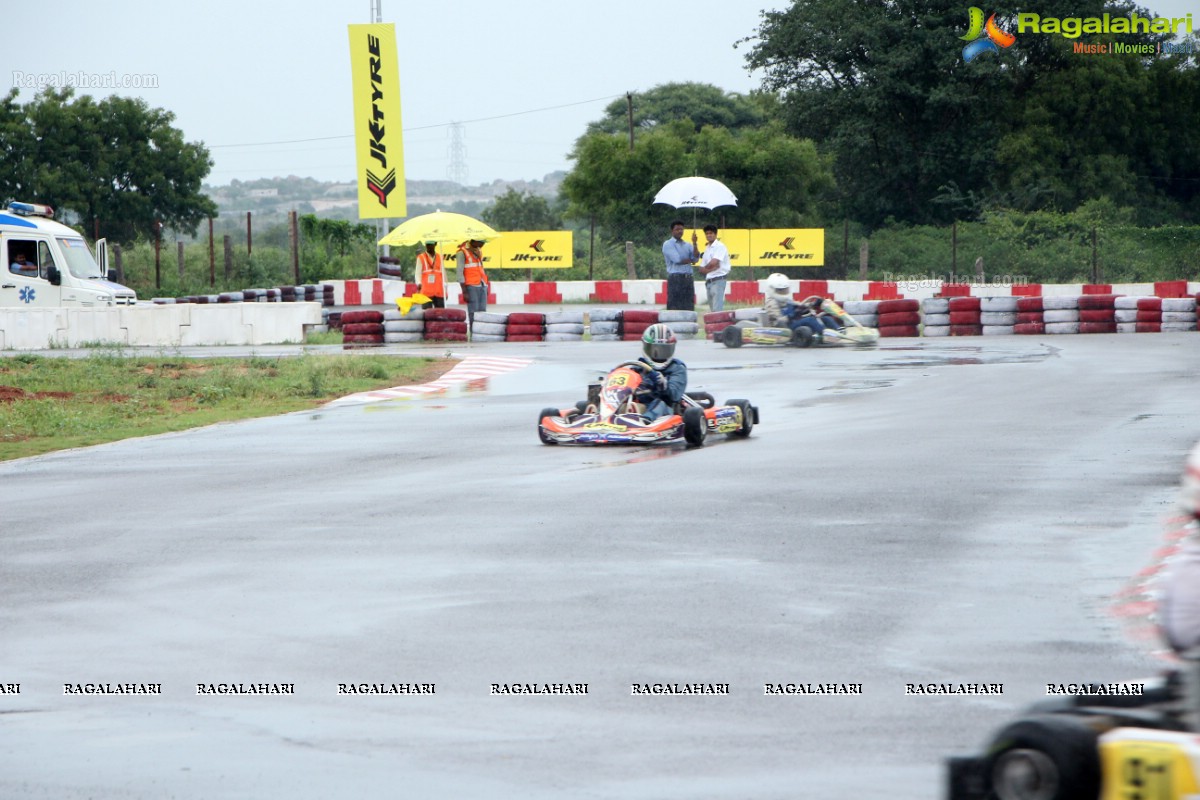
[1109, 516, 1195, 662]
[327, 355, 533, 406]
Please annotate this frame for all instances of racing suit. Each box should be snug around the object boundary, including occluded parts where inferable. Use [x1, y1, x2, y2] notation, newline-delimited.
[636, 357, 687, 420]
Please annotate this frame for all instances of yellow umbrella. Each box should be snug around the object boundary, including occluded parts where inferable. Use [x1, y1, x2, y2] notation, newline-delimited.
[378, 211, 500, 246]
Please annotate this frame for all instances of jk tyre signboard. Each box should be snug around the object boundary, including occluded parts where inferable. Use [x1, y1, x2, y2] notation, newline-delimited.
[692, 228, 751, 268]
[493, 231, 573, 269]
[750, 229, 825, 267]
[348, 24, 406, 219]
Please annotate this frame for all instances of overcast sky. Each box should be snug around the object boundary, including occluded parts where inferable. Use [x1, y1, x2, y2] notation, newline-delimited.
[7, 1, 1197, 189]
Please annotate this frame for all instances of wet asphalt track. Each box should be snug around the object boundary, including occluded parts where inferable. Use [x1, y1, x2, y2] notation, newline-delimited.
[1, 334, 1198, 799]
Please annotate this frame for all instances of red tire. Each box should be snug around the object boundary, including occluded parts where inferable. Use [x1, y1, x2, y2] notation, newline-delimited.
[1079, 309, 1115, 323]
[507, 312, 546, 325]
[506, 324, 545, 336]
[948, 297, 981, 311]
[878, 324, 918, 337]
[424, 308, 467, 322]
[1016, 297, 1044, 312]
[424, 321, 468, 334]
[342, 322, 385, 335]
[875, 299, 919, 314]
[504, 334, 544, 342]
[340, 310, 384, 325]
[703, 311, 735, 324]
[1078, 294, 1118, 310]
[877, 311, 920, 327]
[1136, 310, 1163, 323]
[1016, 311, 1044, 324]
[425, 332, 468, 342]
[1014, 322, 1046, 335]
[1079, 322, 1116, 334]
[622, 310, 660, 324]
[342, 334, 384, 344]
[951, 324, 982, 336]
[1136, 322, 1162, 333]
[622, 322, 652, 337]
[1137, 298, 1162, 311]
[705, 322, 732, 336]
[949, 311, 981, 325]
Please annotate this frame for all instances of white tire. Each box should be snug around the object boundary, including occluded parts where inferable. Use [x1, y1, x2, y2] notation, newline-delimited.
[843, 300, 881, 315]
[1163, 298, 1197, 312]
[980, 311, 1017, 325]
[588, 309, 622, 322]
[1045, 322, 1080, 334]
[590, 333, 620, 341]
[1114, 309, 1139, 323]
[1043, 296, 1079, 310]
[921, 298, 949, 314]
[545, 323, 585, 335]
[733, 308, 760, 321]
[981, 297, 1018, 312]
[922, 325, 950, 337]
[1117, 322, 1138, 333]
[923, 313, 950, 326]
[545, 333, 584, 342]
[1162, 311, 1197, 323]
[670, 322, 699, 335]
[473, 311, 508, 324]
[589, 321, 619, 335]
[1162, 321, 1198, 332]
[1114, 296, 1146, 309]
[383, 332, 423, 343]
[982, 325, 1015, 336]
[384, 320, 424, 333]
[470, 333, 507, 342]
[545, 310, 585, 325]
[472, 321, 508, 336]
[1043, 309, 1080, 323]
[658, 310, 698, 323]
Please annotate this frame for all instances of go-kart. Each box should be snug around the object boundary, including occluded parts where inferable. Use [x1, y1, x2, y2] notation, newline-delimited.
[537, 360, 758, 447]
[721, 297, 880, 349]
[946, 662, 1200, 800]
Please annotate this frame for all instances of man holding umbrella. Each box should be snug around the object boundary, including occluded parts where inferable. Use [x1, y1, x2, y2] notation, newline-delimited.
[662, 221, 699, 311]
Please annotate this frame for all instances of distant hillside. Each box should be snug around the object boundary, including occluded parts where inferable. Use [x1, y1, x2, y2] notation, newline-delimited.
[201, 173, 565, 225]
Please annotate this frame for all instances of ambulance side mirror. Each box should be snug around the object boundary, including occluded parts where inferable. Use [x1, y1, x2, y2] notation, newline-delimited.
[47, 266, 61, 286]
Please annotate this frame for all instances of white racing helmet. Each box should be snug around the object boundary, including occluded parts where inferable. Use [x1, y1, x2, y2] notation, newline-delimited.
[641, 323, 677, 369]
[767, 273, 791, 296]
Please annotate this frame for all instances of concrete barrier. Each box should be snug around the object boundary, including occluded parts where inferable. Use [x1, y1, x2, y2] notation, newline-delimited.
[0, 303, 322, 350]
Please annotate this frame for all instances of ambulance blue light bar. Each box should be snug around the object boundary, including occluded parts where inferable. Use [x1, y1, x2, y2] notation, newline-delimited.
[8, 202, 54, 218]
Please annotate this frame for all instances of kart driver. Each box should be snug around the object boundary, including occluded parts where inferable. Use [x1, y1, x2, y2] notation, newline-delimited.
[636, 323, 687, 420]
[764, 274, 841, 342]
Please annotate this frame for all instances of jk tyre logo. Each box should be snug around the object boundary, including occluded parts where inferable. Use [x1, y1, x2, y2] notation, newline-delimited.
[529, 240, 545, 253]
[778, 237, 795, 250]
[366, 169, 396, 206]
[960, 7, 1016, 62]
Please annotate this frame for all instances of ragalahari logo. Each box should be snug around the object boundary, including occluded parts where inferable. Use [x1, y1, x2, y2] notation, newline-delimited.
[960, 7, 1016, 61]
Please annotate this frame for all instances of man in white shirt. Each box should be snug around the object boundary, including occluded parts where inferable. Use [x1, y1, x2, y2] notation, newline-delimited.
[697, 224, 731, 312]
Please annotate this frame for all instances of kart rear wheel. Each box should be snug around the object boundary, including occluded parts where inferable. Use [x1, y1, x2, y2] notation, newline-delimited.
[791, 327, 814, 347]
[683, 407, 707, 447]
[985, 715, 1100, 800]
[726, 399, 754, 438]
[538, 407, 560, 445]
[722, 325, 744, 348]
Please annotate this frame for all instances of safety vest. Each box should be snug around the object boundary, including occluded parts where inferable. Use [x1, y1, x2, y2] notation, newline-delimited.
[458, 245, 487, 286]
[415, 251, 444, 297]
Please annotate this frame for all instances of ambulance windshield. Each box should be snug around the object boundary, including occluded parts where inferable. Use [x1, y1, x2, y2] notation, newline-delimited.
[56, 237, 102, 279]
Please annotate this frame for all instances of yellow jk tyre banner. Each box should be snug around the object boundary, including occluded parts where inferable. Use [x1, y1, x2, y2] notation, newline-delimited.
[750, 229, 825, 267]
[348, 23, 406, 218]
[494, 231, 573, 269]
[691, 228, 751, 268]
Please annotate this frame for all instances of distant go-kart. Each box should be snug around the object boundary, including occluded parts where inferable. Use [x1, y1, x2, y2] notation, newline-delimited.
[722, 297, 880, 348]
[537, 360, 758, 447]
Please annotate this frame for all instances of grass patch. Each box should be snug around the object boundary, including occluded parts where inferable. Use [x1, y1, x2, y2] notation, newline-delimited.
[0, 352, 451, 461]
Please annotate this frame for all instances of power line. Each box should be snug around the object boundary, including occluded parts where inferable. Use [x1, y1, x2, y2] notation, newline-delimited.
[208, 93, 622, 150]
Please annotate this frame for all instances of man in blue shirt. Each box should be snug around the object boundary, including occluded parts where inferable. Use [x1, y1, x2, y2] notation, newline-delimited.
[661, 220, 698, 311]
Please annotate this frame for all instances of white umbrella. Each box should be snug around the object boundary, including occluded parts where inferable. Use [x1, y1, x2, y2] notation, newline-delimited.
[653, 176, 738, 211]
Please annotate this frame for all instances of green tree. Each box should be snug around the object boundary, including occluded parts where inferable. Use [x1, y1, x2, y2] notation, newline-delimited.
[482, 188, 562, 231]
[0, 87, 216, 243]
[585, 82, 771, 136]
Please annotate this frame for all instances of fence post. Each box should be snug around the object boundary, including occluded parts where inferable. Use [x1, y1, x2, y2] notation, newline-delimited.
[208, 217, 215, 287]
[625, 241, 637, 280]
[1091, 227, 1099, 284]
[177, 241, 185, 285]
[154, 220, 162, 289]
[223, 235, 233, 282]
[112, 243, 123, 284]
[588, 216, 595, 281]
[246, 212, 252, 256]
[290, 210, 300, 284]
[858, 239, 869, 280]
[842, 219, 849, 280]
[952, 220, 958, 276]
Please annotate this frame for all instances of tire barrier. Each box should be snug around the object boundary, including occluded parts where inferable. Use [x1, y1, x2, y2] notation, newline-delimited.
[921, 298, 950, 337]
[423, 308, 469, 342]
[506, 312, 545, 342]
[703, 310, 735, 340]
[621, 308, 658, 341]
[947, 297, 981, 336]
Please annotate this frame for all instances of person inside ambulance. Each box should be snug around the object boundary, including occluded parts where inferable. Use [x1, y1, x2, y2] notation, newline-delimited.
[10, 252, 38, 276]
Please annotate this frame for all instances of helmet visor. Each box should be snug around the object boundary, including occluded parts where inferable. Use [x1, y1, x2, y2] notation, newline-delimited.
[644, 341, 675, 365]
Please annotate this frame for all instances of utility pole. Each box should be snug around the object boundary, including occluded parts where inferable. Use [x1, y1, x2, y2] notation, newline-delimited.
[627, 92, 634, 151]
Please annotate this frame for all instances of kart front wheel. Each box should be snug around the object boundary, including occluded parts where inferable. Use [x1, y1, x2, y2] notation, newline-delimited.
[790, 327, 814, 347]
[722, 325, 743, 348]
[986, 715, 1100, 800]
[538, 407, 560, 445]
[726, 399, 754, 438]
[683, 407, 707, 447]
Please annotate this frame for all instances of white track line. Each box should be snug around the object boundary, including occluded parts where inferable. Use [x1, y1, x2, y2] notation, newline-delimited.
[327, 355, 533, 406]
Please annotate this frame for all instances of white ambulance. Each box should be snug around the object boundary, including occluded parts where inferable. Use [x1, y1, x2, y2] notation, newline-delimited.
[0, 201, 137, 307]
